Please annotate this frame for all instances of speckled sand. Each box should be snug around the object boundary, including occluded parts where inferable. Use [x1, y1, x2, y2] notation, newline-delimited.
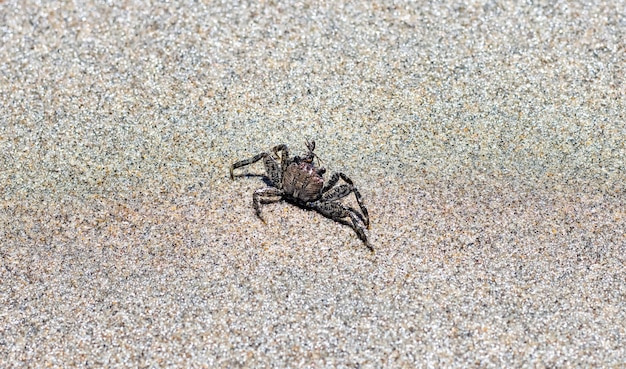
[1, 1, 625, 367]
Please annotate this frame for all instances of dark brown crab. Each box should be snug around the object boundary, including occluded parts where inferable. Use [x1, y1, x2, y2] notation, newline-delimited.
[230, 141, 372, 250]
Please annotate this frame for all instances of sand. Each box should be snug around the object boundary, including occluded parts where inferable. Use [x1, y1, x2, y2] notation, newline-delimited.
[1, 0, 625, 367]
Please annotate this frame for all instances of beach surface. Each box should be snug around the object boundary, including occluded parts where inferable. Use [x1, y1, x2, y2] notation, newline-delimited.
[1, 1, 625, 367]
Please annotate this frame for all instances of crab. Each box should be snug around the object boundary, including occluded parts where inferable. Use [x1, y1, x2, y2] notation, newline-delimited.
[230, 141, 372, 251]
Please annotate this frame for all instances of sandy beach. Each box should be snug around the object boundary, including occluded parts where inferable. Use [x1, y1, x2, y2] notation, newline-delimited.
[1, 1, 625, 367]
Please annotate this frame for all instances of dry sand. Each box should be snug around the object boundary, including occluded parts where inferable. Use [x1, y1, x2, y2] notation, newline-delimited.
[1, 0, 625, 367]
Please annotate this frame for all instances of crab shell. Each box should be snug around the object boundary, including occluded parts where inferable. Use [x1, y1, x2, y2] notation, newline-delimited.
[282, 161, 324, 202]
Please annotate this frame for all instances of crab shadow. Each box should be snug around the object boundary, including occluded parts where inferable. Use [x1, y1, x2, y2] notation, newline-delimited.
[233, 173, 367, 227]
[232, 173, 269, 182]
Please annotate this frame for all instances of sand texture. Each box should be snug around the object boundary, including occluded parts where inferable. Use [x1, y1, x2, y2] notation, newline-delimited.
[1, 1, 625, 367]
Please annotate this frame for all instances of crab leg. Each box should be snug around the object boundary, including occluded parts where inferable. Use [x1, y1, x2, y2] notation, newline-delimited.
[230, 152, 282, 187]
[230, 152, 270, 179]
[272, 144, 290, 164]
[321, 172, 370, 228]
[253, 187, 284, 223]
[310, 201, 372, 251]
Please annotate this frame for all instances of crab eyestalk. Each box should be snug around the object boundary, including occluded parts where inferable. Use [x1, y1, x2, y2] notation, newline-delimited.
[305, 140, 315, 152]
[303, 139, 323, 166]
